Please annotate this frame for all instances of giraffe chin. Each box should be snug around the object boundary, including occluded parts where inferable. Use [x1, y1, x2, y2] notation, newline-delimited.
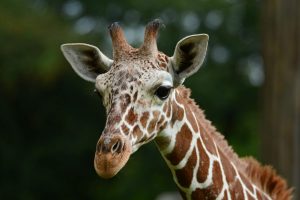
[93, 138, 132, 179]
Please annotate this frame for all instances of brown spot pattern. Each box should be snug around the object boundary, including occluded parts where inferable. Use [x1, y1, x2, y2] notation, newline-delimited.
[171, 101, 179, 126]
[166, 100, 171, 118]
[125, 107, 137, 125]
[175, 148, 197, 188]
[176, 105, 184, 121]
[191, 188, 217, 199]
[147, 118, 157, 133]
[197, 139, 210, 183]
[140, 112, 149, 128]
[121, 124, 129, 135]
[133, 125, 143, 140]
[166, 124, 192, 166]
[223, 192, 229, 200]
[147, 111, 160, 133]
[156, 115, 165, 131]
[211, 161, 223, 195]
[120, 94, 131, 113]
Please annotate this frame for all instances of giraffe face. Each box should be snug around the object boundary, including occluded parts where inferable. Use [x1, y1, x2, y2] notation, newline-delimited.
[96, 59, 172, 149]
[61, 19, 208, 179]
[93, 57, 173, 177]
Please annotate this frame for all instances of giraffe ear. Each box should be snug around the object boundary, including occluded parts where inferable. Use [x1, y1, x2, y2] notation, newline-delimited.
[61, 43, 113, 82]
[170, 34, 209, 85]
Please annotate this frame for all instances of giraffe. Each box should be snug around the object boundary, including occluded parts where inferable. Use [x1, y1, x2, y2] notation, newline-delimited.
[61, 19, 293, 200]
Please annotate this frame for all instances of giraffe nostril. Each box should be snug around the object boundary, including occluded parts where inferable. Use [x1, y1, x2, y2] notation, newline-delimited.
[111, 139, 123, 153]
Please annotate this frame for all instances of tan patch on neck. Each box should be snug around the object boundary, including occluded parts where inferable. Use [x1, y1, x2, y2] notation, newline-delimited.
[196, 139, 210, 183]
[166, 123, 192, 166]
[175, 148, 197, 188]
[170, 98, 185, 124]
[211, 161, 223, 195]
[191, 187, 216, 199]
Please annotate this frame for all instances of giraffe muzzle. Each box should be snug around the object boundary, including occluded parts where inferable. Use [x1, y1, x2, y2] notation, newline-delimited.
[94, 134, 132, 179]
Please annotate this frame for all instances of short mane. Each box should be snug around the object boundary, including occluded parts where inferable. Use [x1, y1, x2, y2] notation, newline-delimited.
[177, 86, 293, 199]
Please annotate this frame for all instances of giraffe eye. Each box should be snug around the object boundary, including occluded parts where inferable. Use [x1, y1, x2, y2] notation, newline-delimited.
[155, 85, 172, 100]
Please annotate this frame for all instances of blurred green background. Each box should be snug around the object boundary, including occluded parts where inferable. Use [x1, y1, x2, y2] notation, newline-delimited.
[0, 0, 265, 199]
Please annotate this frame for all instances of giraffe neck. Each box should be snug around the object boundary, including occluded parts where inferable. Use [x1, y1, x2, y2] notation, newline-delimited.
[155, 86, 272, 200]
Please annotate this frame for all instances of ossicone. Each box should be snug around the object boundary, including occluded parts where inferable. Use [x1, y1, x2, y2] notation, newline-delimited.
[108, 22, 133, 60]
[140, 19, 164, 54]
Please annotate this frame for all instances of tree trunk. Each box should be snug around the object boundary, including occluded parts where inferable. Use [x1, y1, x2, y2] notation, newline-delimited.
[262, 0, 300, 198]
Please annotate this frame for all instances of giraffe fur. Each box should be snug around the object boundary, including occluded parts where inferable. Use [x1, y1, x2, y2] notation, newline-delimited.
[61, 19, 293, 200]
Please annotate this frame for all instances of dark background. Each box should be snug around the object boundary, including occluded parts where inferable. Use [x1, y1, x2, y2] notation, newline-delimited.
[1, 0, 298, 199]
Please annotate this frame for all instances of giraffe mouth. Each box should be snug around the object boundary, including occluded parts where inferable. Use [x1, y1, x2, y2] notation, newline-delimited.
[94, 134, 132, 179]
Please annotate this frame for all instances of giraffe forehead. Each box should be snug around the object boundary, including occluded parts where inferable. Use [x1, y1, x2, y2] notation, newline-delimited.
[98, 61, 168, 87]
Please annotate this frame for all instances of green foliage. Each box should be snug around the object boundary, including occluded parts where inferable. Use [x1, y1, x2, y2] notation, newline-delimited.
[0, 0, 262, 199]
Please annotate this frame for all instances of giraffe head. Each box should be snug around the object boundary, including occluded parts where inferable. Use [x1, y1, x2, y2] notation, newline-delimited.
[61, 19, 209, 178]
